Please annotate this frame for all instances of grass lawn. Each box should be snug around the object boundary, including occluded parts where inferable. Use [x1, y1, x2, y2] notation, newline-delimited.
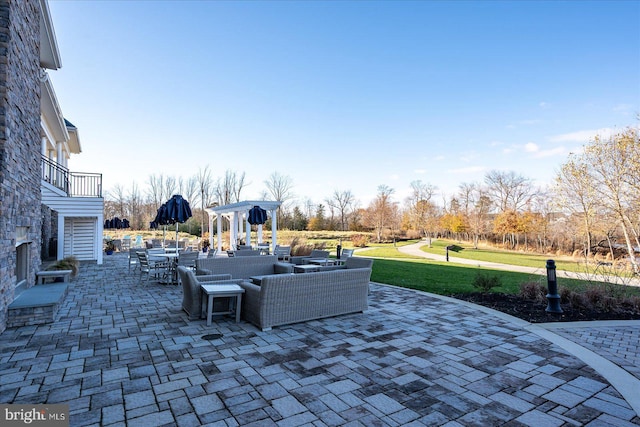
[369, 257, 548, 295]
[420, 240, 590, 273]
[364, 242, 640, 297]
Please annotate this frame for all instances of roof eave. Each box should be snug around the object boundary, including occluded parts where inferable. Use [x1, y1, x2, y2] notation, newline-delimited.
[39, 0, 62, 70]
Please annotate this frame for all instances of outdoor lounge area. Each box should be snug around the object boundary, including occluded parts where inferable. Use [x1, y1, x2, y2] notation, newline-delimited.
[0, 253, 639, 426]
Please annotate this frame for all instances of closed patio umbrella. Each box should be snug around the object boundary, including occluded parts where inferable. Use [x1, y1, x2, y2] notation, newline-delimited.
[157, 195, 193, 249]
[248, 206, 267, 225]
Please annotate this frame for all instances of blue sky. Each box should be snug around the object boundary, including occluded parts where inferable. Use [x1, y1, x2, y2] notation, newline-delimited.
[48, 0, 639, 208]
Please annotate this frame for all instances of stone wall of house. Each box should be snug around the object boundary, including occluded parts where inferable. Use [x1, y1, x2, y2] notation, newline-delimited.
[0, 0, 42, 333]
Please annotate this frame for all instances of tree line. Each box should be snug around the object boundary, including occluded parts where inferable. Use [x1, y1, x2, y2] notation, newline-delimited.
[105, 128, 639, 273]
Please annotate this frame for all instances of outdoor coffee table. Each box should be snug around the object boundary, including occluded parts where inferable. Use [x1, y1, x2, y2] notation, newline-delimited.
[293, 264, 321, 273]
[307, 258, 338, 266]
[200, 284, 245, 325]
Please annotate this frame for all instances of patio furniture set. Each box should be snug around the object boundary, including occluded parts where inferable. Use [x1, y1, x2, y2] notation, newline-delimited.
[131, 247, 199, 285]
[179, 251, 373, 331]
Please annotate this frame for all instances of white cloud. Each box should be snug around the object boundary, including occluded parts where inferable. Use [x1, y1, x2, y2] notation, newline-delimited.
[448, 166, 485, 175]
[519, 119, 542, 125]
[459, 151, 479, 163]
[524, 142, 539, 153]
[549, 128, 615, 143]
[389, 174, 400, 181]
[539, 101, 549, 108]
[502, 147, 515, 154]
[531, 146, 567, 159]
[414, 169, 427, 174]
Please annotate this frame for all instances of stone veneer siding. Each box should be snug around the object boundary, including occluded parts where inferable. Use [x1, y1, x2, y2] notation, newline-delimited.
[0, 0, 42, 333]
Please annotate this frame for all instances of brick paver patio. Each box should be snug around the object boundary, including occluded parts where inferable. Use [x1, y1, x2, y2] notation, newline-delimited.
[1, 254, 638, 426]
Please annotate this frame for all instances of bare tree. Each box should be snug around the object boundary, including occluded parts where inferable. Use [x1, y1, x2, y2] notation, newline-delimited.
[554, 156, 599, 257]
[195, 166, 214, 239]
[327, 189, 355, 231]
[405, 180, 437, 239]
[459, 182, 492, 249]
[147, 174, 166, 208]
[484, 170, 535, 212]
[264, 172, 295, 227]
[214, 170, 247, 205]
[363, 185, 396, 243]
[583, 128, 639, 273]
[127, 182, 144, 230]
[163, 176, 177, 200]
[110, 184, 127, 218]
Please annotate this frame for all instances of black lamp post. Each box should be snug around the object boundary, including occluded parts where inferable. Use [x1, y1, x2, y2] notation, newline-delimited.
[545, 259, 563, 313]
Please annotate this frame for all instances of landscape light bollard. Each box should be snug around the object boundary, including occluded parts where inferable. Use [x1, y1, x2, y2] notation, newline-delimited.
[446, 246, 449, 262]
[336, 243, 342, 259]
[545, 259, 563, 313]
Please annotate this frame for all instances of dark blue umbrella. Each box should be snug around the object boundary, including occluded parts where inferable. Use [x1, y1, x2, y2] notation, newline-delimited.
[104, 217, 127, 229]
[166, 194, 193, 224]
[157, 195, 193, 248]
[248, 206, 268, 225]
[153, 203, 171, 226]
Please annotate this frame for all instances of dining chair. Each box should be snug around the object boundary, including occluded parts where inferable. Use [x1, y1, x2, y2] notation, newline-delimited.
[274, 245, 291, 262]
[128, 248, 140, 271]
[176, 251, 199, 285]
[136, 251, 168, 284]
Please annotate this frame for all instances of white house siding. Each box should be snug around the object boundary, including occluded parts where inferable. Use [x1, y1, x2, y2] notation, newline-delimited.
[42, 184, 104, 264]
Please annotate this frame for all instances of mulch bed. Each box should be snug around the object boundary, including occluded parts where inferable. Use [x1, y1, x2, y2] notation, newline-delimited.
[450, 292, 640, 323]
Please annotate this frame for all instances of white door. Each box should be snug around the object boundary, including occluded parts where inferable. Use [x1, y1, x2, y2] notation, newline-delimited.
[64, 217, 97, 261]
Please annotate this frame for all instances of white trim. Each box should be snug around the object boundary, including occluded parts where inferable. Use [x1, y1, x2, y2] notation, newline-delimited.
[39, 0, 62, 69]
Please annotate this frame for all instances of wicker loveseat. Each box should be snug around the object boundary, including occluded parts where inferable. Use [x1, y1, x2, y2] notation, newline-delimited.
[195, 255, 293, 278]
[240, 264, 372, 331]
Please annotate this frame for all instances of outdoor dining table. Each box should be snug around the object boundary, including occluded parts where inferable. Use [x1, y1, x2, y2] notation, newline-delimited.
[153, 252, 179, 284]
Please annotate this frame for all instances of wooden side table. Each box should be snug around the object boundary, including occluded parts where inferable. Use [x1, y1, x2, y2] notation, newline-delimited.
[200, 284, 245, 326]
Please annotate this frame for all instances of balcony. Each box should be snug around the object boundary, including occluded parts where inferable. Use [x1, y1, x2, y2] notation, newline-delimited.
[41, 156, 102, 198]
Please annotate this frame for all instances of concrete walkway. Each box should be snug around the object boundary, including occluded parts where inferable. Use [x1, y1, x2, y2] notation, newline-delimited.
[0, 252, 639, 426]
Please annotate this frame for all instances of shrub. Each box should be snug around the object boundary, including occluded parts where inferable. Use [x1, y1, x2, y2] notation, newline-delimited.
[519, 282, 544, 300]
[568, 292, 588, 310]
[559, 286, 572, 304]
[472, 273, 501, 293]
[47, 256, 80, 278]
[584, 287, 605, 306]
[351, 234, 369, 248]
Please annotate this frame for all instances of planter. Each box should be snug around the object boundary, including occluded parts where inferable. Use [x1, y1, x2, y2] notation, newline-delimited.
[202, 247, 208, 253]
[106, 250, 114, 255]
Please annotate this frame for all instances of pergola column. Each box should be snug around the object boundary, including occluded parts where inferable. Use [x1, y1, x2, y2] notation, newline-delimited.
[271, 207, 278, 253]
[245, 215, 251, 247]
[216, 214, 222, 254]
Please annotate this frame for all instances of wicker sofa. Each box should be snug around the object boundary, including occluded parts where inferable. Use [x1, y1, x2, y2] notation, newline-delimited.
[289, 249, 330, 265]
[240, 263, 372, 331]
[195, 255, 293, 278]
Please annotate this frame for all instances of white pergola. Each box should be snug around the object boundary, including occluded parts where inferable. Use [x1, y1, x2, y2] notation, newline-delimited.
[204, 200, 282, 254]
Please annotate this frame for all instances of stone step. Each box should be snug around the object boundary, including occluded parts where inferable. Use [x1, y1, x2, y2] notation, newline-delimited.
[7, 283, 68, 328]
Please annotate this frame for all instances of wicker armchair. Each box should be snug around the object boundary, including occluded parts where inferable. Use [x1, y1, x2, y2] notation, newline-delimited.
[177, 266, 238, 320]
